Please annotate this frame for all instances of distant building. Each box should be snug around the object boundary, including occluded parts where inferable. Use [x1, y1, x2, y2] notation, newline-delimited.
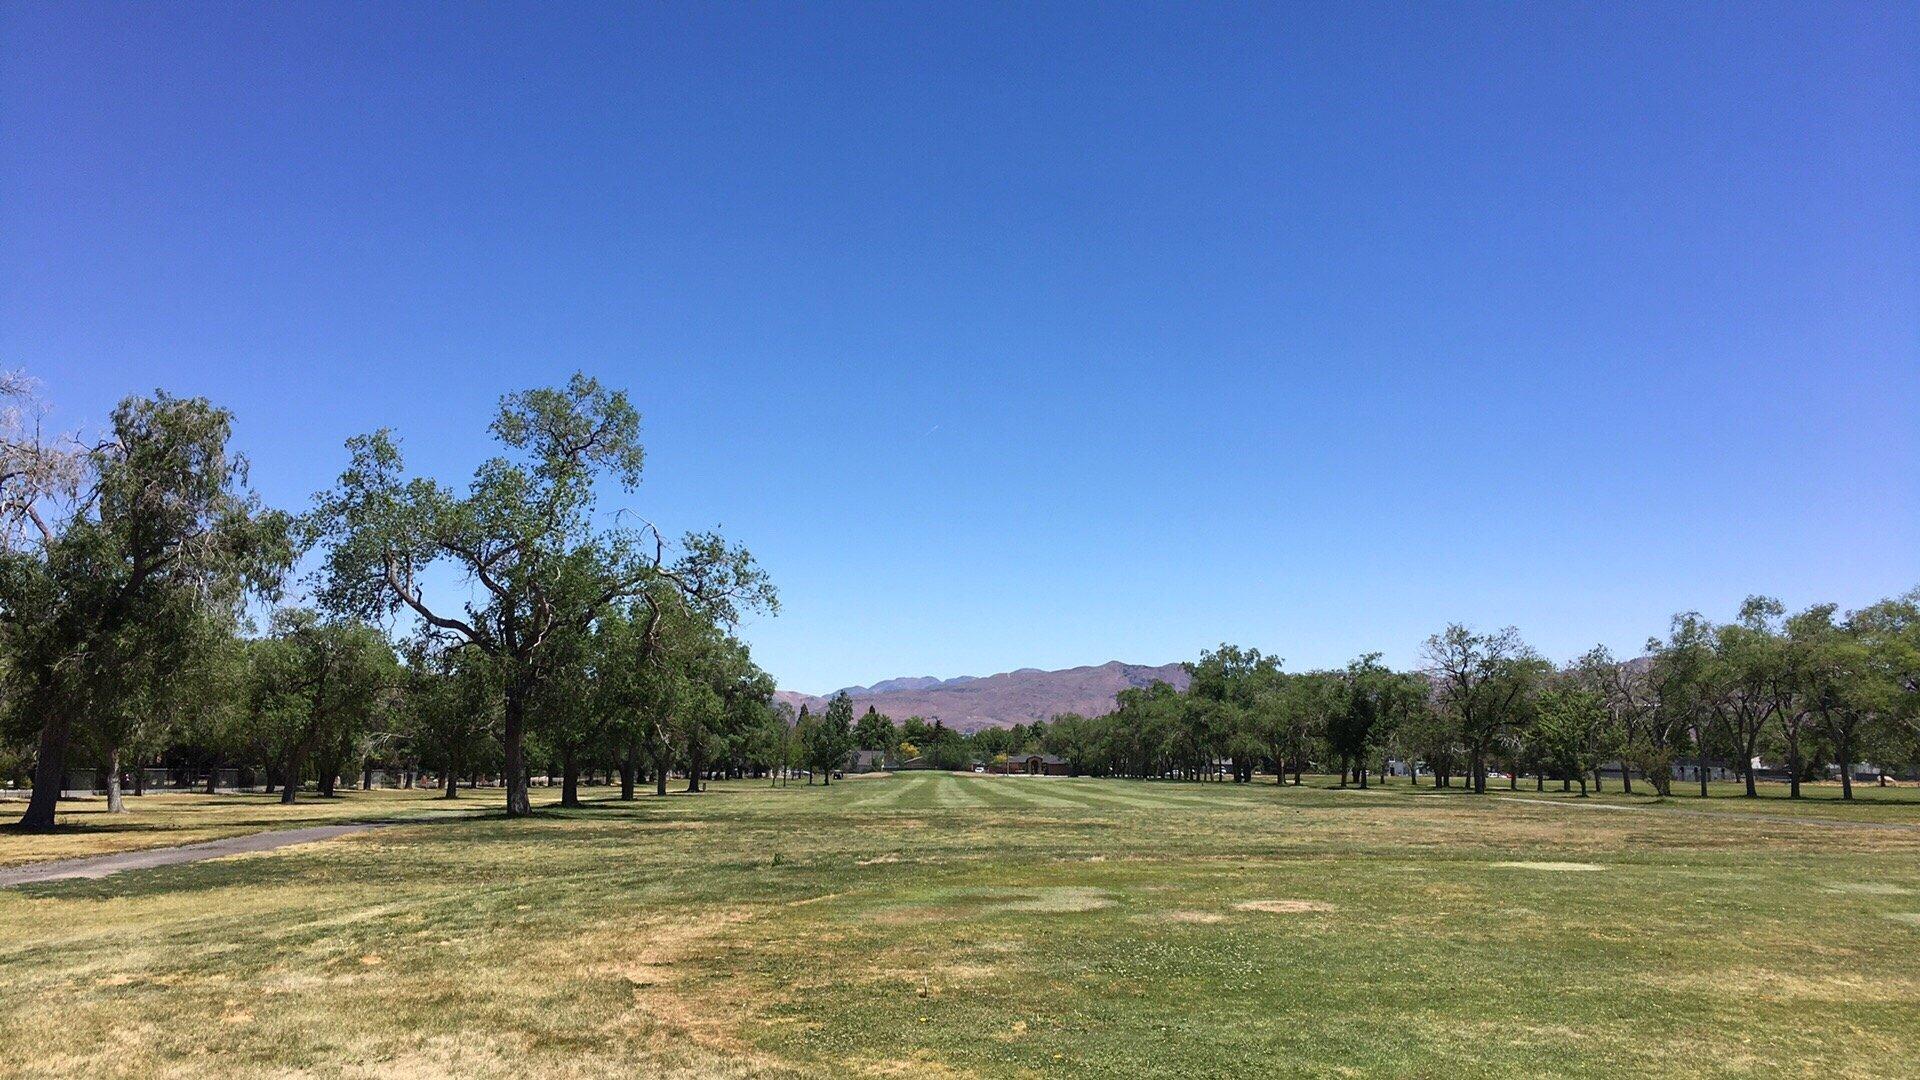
[848, 749, 892, 773]
[996, 753, 1069, 776]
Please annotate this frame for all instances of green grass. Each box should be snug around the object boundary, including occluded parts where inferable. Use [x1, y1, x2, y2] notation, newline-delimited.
[3, 772, 1918, 1077]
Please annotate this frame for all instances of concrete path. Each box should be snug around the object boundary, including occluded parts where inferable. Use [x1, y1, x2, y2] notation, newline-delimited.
[0, 822, 391, 888]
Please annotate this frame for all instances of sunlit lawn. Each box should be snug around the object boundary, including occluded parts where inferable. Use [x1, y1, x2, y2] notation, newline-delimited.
[3, 772, 1919, 1077]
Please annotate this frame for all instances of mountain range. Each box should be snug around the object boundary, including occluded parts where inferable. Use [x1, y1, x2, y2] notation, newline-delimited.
[774, 661, 1191, 733]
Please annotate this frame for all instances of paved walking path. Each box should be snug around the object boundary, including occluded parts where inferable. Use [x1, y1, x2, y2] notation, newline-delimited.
[0, 822, 391, 888]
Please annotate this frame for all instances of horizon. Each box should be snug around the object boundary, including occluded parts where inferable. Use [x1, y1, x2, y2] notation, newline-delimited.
[786, 658, 1182, 701]
[6, 3, 1915, 693]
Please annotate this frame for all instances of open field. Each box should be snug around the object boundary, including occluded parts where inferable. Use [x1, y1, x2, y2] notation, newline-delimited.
[4, 773, 1920, 1078]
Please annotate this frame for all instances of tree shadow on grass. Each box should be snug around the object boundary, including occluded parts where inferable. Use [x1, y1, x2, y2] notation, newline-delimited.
[9, 853, 326, 904]
[2, 811, 481, 837]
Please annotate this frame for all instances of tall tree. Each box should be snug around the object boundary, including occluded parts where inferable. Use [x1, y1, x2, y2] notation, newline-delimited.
[1328, 654, 1400, 788]
[1185, 645, 1281, 782]
[855, 706, 897, 753]
[1, 392, 290, 829]
[802, 692, 856, 785]
[1709, 597, 1789, 798]
[1646, 613, 1717, 797]
[1423, 625, 1546, 794]
[309, 374, 774, 816]
[1799, 595, 1916, 800]
[1535, 682, 1609, 796]
[1573, 645, 1651, 794]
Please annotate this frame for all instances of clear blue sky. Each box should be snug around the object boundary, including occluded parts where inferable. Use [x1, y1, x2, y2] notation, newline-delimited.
[4, 3, 1915, 693]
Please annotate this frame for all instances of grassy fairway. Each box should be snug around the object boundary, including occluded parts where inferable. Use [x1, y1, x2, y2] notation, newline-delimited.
[3, 774, 1919, 1078]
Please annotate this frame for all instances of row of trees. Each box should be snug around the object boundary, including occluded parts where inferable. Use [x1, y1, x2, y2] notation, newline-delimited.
[0, 371, 781, 829]
[1068, 600, 1918, 798]
[828, 597, 1920, 802]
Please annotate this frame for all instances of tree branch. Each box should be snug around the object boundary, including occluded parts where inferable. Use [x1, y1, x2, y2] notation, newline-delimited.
[383, 556, 482, 643]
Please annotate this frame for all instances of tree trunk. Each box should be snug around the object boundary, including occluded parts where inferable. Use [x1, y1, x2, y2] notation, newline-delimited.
[1741, 734, 1758, 797]
[620, 747, 637, 800]
[1697, 730, 1710, 798]
[133, 766, 146, 797]
[1620, 766, 1633, 795]
[503, 684, 532, 816]
[18, 710, 73, 830]
[1593, 766, 1603, 793]
[1787, 737, 1803, 800]
[561, 749, 581, 807]
[280, 760, 299, 804]
[362, 763, 373, 790]
[1837, 732, 1854, 801]
[105, 745, 126, 814]
[444, 768, 459, 799]
[206, 766, 219, 795]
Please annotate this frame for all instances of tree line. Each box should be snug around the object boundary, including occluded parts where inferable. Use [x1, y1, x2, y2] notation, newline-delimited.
[835, 598, 1920, 800]
[0, 371, 784, 829]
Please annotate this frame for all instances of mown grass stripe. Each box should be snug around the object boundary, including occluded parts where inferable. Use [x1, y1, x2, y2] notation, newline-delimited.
[848, 774, 922, 807]
[960, 779, 1044, 811]
[929, 775, 989, 809]
[968, 778, 1098, 812]
[1056, 781, 1239, 810]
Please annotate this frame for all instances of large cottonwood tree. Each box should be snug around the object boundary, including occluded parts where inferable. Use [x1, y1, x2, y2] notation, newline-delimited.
[309, 375, 773, 816]
[2, 392, 290, 829]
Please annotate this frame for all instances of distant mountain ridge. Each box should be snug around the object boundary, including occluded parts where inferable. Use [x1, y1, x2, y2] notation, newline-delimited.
[775, 661, 1190, 733]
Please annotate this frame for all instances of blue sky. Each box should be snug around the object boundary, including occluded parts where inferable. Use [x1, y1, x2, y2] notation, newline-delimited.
[4, 3, 1915, 693]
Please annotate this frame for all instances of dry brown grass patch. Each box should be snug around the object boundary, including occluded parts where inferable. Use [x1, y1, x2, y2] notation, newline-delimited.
[1234, 899, 1333, 914]
[1152, 909, 1229, 924]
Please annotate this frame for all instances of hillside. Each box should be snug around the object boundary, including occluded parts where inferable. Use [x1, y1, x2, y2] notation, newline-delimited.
[774, 661, 1190, 732]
